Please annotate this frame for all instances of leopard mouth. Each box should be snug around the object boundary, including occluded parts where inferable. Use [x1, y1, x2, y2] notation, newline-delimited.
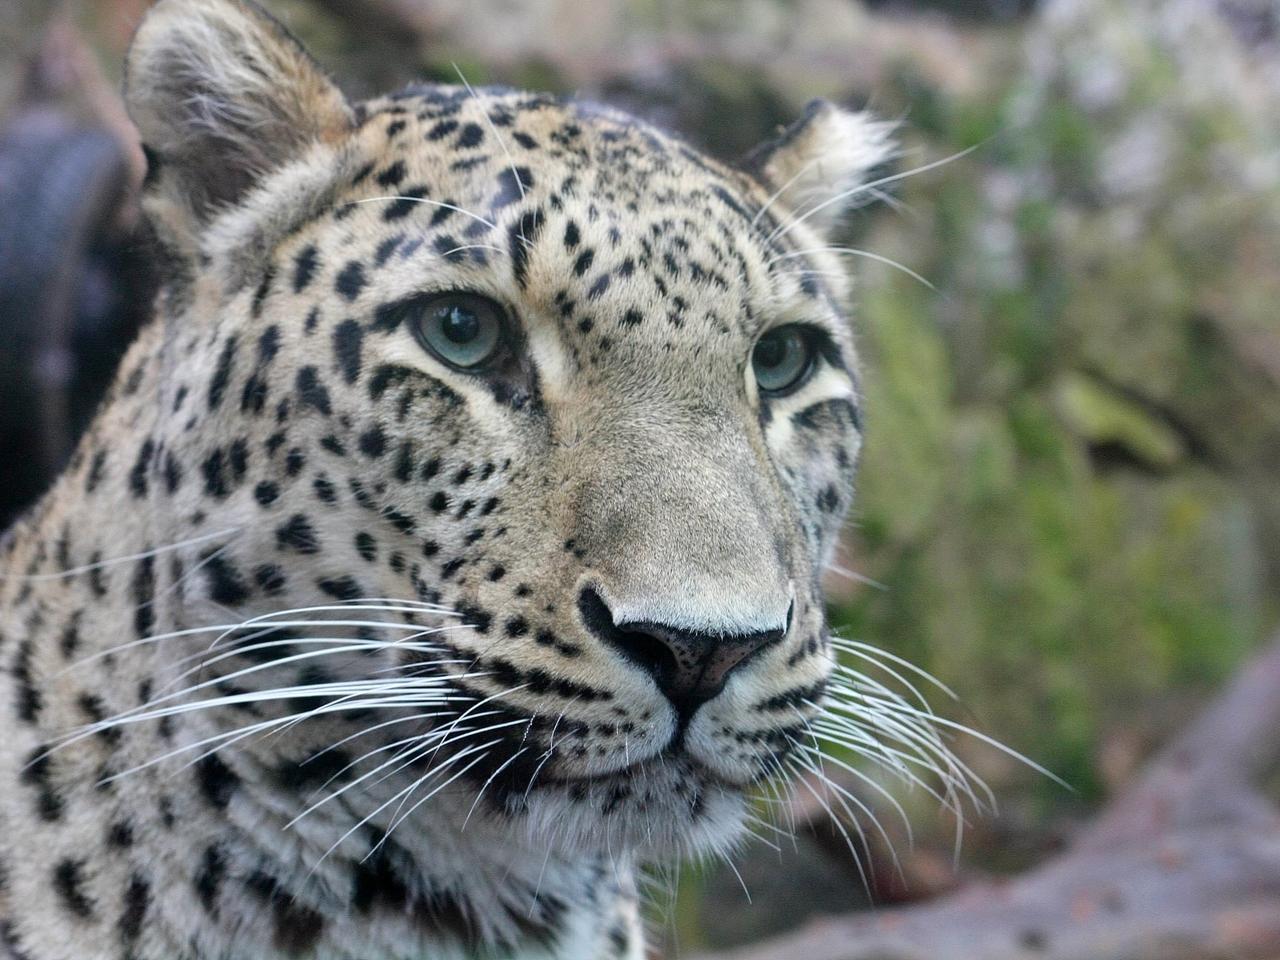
[542, 749, 753, 792]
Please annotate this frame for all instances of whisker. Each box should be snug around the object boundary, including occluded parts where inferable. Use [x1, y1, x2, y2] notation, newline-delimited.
[769, 143, 983, 245]
[349, 196, 498, 232]
[1, 527, 241, 582]
[768, 246, 935, 290]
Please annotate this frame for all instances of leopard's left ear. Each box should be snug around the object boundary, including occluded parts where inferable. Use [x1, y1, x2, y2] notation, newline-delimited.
[744, 100, 895, 240]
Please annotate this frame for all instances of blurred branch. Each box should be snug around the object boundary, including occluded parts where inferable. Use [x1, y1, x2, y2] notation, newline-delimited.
[693, 634, 1280, 960]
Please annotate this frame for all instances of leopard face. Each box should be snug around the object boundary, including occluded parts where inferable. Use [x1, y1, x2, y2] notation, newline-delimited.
[115, 0, 894, 863]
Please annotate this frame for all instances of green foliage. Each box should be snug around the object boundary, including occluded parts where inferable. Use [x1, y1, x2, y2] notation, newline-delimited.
[830, 0, 1278, 818]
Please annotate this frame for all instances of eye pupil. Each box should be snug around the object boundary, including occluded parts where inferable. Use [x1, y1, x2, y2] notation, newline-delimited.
[753, 337, 785, 371]
[440, 306, 479, 344]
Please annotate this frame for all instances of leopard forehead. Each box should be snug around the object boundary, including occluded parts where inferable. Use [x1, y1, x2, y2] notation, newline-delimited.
[210, 85, 857, 363]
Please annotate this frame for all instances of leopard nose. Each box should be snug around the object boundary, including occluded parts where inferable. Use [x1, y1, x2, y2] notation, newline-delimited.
[578, 587, 788, 718]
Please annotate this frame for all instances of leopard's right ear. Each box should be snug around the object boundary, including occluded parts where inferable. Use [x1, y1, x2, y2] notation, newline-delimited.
[125, 0, 353, 237]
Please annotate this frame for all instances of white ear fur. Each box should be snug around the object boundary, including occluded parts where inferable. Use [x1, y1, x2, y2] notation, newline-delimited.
[746, 99, 896, 239]
[125, 0, 352, 231]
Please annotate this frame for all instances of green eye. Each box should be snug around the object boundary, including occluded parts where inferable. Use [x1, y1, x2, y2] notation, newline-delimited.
[410, 293, 507, 370]
[752, 325, 816, 395]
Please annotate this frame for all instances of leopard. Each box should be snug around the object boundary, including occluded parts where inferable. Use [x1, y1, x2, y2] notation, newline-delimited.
[0, 2, 960, 958]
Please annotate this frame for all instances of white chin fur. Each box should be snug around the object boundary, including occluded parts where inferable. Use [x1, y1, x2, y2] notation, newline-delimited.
[516, 763, 749, 861]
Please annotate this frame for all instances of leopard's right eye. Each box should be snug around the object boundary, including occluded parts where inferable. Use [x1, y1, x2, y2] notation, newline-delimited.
[752, 325, 818, 396]
[408, 292, 509, 372]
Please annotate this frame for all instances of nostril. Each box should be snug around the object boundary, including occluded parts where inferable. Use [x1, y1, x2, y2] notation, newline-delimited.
[577, 585, 789, 719]
[611, 625, 680, 686]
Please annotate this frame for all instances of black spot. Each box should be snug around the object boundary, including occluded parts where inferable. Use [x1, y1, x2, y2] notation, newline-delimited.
[162, 451, 183, 494]
[394, 442, 415, 482]
[203, 553, 251, 606]
[245, 871, 326, 956]
[336, 261, 366, 301]
[132, 556, 155, 638]
[374, 234, 403, 266]
[456, 123, 484, 148]
[292, 245, 319, 292]
[201, 450, 229, 499]
[195, 845, 225, 912]
[375, 160, 407, 187]
[369, 365, 414, 400]
[255, 564, 287, 594]
[317, 576, 362, 602]
[251, 266, 276, 318]
[256, 326, 281, 367]
[129, 438, 155, 498]
[352, 844, 408, 912]
[587, 274, 610, 300]
[573, 249, 594, 276]
[255, 481, 280, 506]
[208, 336, 239, 411]
[276, 515, 320, 554]
[108, 820, 134, 848]
[434, 234, 466, 263]
[313, 474, 337, 504]
[273, 749, 352, 791]
[118, 873, 150, 941]
[229, 438, 249, 482]
[509, 208, 546, 288]
[386, 510, 416, 535]
[359, 426, 387, 458]
[86, 450, 107, 493]
[54, 859, 94, 918]
[383, 184, 428, 221]
[195, 753, 240, 810]
[21, 746, 63, 820]
[428, 491, 450, 512]
[355, 532, 377, 562]
[564, 221, 580, 249]
[492, 167, 533, 208]
[427, 119, 459, 140]
[60, 614, 82, 659]
[296, 367, 332, 415]
[622, 308, 642, 326]
[817, 484, 840, 513]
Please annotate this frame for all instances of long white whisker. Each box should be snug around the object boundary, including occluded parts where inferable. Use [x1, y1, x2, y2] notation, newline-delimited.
[0, 527, 241, 582]
[350, 196, 497, 232]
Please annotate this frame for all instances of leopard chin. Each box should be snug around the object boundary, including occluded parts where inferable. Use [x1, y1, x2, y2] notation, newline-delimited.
[517, 758, 752, 860]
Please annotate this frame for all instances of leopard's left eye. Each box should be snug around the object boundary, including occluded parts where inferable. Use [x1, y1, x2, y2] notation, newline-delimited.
[409, 292, 508, 371]
[752, 325, 817, 395]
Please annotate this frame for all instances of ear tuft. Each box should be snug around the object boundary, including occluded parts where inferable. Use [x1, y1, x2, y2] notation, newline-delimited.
[125, 0, 352, 230]
[745, 100, 896, 239]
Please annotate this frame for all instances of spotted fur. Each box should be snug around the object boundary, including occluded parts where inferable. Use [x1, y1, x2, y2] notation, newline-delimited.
[0, 2, 898, 957]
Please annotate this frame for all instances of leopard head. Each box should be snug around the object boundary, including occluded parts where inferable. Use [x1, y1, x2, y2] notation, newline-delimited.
[121, 0, 900, 861]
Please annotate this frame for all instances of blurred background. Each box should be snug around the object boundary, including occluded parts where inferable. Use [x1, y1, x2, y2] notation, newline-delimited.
[2, 0, 1279, 956]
